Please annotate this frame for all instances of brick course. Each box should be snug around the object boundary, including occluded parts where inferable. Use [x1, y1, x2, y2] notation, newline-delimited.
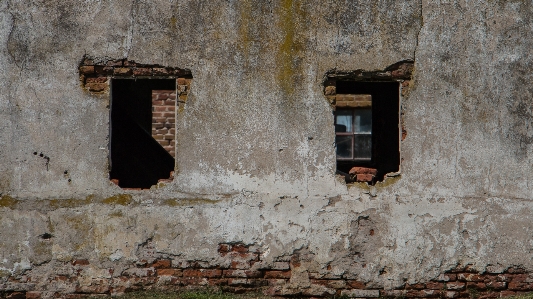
[152, 90, 176, 157]
[2, 242, 532, 298]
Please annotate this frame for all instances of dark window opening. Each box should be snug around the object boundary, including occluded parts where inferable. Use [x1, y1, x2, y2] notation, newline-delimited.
[334, 81, 400, 183]
[110, 79, 176, 189]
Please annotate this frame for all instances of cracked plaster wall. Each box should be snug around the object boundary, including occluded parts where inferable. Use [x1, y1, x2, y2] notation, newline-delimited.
[1, 0, 533, 291]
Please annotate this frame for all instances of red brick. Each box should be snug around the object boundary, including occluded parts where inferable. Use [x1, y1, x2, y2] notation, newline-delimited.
[466, 281, 486, 290]
[183, 269, 222, 278]
[106, 60, 123, 67]
[157, 269, 182, 276]
[85, 83, 107, 92]
[133, 68, 152, 76]
[346, 280, 366, 289]
[72, 259, 90, 266]
[166, 118, 175, 124]
[406, 283, 426, 289]
[162, 112, 175, 117]
[152, 100, 164, 106]
[500, 291, 517, 297]
[458, 273, 484, 282]
[153, 68, 170, 75]
[446, 281, 466, 290]
[356, 173, 374, 182]
[349, 167, 378, 175]
[419, 289, 441, 298]
[426, 282, 445, 289]
[7, 292, 25, 299]
[223, 270, 263, 278]
[177, 78, 187, 85]
[231, 244, 248, 253]
[156, 93, 169, 100]
[79, 66, 94, 74]
[264, 270, 291, 279]
[85, 77, 108, 83]
[486, 281, 506, 290]
[114, 67, 133, 76]
[25, 291, 41, 299]
[95, 66, 113, 75]
[151, 259, 171, 269]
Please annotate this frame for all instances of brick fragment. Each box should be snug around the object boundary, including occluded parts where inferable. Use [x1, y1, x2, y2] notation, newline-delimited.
[151, 259, 171, 269]
[349, 167, 378, 175]
[85, 77, 108, 83]
[426, 282, 445, 289]
[79, 66, 94, 74]
[466, 281, 486, 290]
[114, 68, 133, 76]
[72, 259, 89, 266]
[85, 83, 107, 92]
[356, 173, 374, 182]
[133, 68, 152, 76]
[7, 292, 25, 299]
[406, 283, 425, 289]
[264, 270, 291, 279]
[341, 289, 379, 298]
[486, 281, 506, 290]
[153, 68, 170, 75]
[156, 269, 182, 276]
[446, 281, 466, 290]
[25, 291, 41, 299]
[346, 280, 365, 289]
[183, 269, 222, 278]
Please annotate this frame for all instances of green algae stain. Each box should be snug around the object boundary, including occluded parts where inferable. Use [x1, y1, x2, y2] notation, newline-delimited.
[102, 194, 133, 206]
[276, 0, 297, 96]
[163, 198, 220, 207]
[49, 195, 95, 209]
[238, 0, 253, 55]
[375, 175, 401, 188]
[0, 195, 17, 208]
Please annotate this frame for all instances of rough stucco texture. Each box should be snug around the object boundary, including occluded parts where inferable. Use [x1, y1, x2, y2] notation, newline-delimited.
[2, 0, 533, 297]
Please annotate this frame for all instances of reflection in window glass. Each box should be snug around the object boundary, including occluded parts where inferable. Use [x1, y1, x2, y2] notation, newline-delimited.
[335, 110, 353, 132]
[354, 109, 372, 133]
[354, 135, 371, 159]
[336, 135, 353, 159]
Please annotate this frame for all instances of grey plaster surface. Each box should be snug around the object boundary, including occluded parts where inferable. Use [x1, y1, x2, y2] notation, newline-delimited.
[1, 0, 533, 289]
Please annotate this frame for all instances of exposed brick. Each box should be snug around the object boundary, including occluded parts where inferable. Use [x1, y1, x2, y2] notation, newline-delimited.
[183, 269, 222, 278]
[72, 259, 90, 266]
[458, 273, 485, 282]
[324, 86, 336, 95]
[25, 291, 41, 299]
[114, 67, 133, 76]
[486, 281, 506, 290]
[446, 281, 466, 290]
[346, 280, 366, 289]
[85, 77, 108, 83]
[157, 269, 182, 276]
[7, 292, 25, 299]
[436, 274, 457, 282]
[133, 68, 152, 76]
[466, 281, 486, 290]
[153, 68, 171, 75]
[223, 270, 263, 278]
[151, 259, 171, 269]
[85, 83, 107, 92]
[79, 66, 94, 74]
[264, 270, 291, 279]
[349, 167, 378, 175]
[94, 66, 113, 75]
[426, 282, 445, 289]
[356, 173, 374, 182]
[406, 283, 426, 289]
[341, 289, 379, 298]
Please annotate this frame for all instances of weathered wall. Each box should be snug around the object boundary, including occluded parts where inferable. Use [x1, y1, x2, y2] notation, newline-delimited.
[2, 0, 533, 298]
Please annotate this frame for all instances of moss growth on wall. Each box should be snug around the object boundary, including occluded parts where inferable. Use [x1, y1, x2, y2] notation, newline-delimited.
[102, 194, 133, 206]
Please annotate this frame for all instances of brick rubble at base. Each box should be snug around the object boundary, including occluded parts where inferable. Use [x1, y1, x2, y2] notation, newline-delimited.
[1, 243, 532, 298]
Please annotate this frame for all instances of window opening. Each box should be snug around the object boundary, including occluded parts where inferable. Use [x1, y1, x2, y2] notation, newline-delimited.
[326, 77, 405, 184]
[109, 79, 176, 189]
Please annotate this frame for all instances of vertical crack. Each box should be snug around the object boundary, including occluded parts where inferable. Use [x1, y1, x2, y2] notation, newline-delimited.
[413, 0, 424, 61]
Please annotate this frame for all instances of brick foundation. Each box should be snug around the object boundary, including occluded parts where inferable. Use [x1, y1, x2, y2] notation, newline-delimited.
[2, 242, 532, 298]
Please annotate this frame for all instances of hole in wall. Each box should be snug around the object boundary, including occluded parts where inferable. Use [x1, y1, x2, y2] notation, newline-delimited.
[324, 61, 413, 184]
[110, 79, 176, 189]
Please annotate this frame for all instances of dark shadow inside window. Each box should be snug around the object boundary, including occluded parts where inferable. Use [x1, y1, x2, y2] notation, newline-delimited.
[110, 79, 176, 189]
[335, 81, 400, 182]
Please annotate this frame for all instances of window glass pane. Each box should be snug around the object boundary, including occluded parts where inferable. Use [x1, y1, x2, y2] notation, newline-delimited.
[336, 135, 353, 159]
[354, 109, 372, 133]
[335, 110, 352, 132]
[354, 135, 371, 159]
